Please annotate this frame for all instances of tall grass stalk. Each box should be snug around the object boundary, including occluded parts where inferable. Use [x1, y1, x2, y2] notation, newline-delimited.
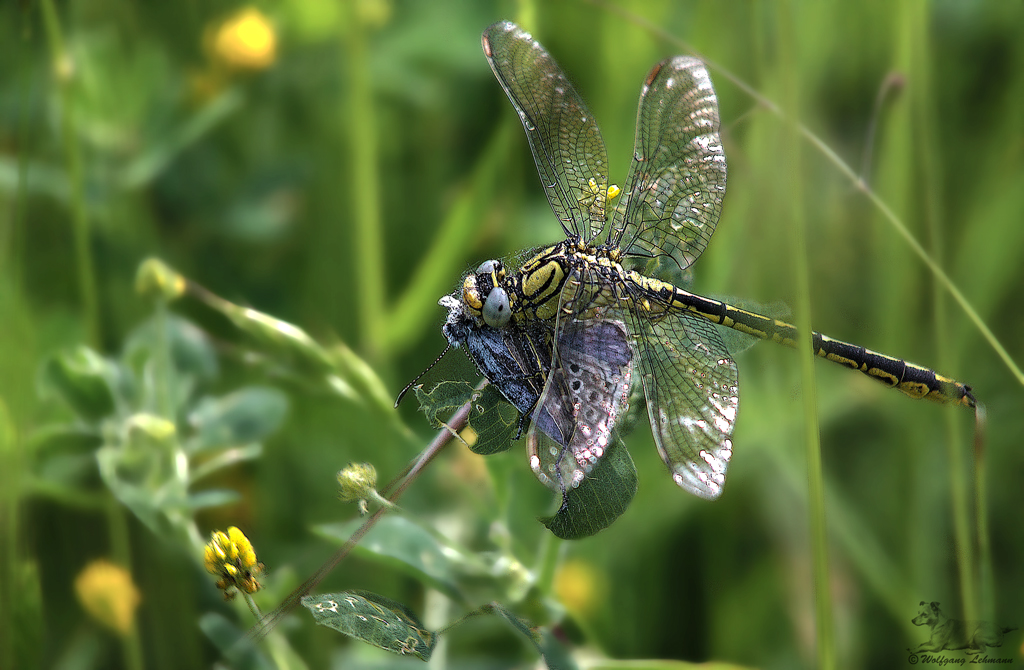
[777, 4, 834, 668]
[39, 0, 99, 348]
[345, 7, 386, 357]
[515, 0, 538, 34]
[974, 413, 993, 623]
[906, 2, 979, 624]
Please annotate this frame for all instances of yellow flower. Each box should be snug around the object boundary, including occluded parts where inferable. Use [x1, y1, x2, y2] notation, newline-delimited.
[204, 526, 264, 599]
[211, 8, 277, 70]
[74, 560, 141, 635]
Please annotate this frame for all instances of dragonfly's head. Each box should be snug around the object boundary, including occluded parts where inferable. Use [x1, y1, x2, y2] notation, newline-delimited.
[461, 259, 513, 329]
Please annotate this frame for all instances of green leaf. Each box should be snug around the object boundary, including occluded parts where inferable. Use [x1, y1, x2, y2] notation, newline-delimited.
[540, 439, 638, 540]
[121, 89, 244, 188]
[413, 380, 475, 429]
[301, 591, 436, 661]
[30, 425, 102, 487]
[126, 314, 219, 380]
[198, 612, 274, 670]
[314, 516, 468, 601]
[39, 346, 118, 421]
[97, 442, 175, 536]
[186, 489, 241, 511]
[188, 387, 288, 452]
[488, 603, 577, 670]
[468, 384, 519, 454]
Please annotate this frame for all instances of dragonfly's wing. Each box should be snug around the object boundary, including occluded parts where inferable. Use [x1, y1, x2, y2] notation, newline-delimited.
[623, 303, 738, 499]
[527, 275, 633, 492]
[483, 21, 612, 242]
[607, 57, 726, 270]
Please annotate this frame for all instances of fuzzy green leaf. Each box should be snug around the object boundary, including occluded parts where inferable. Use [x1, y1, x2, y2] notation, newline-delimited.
[488, 603, 577, 670]
[302, 591, 436, 660]
[40, 347, 117, 422]
[189, 387, 287, 452]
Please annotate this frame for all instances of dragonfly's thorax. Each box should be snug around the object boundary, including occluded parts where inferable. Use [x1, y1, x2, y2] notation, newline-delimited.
[511, 241, 630, 322]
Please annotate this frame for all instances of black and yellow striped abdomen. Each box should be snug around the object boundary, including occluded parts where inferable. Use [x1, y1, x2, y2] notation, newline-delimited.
[630, 272, 977, 409]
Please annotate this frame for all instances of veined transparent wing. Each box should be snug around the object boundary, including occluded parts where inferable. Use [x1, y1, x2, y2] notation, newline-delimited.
[482, 21, 612, 242]
[607, 56, 726, 270]
[622, 301, 738, 499]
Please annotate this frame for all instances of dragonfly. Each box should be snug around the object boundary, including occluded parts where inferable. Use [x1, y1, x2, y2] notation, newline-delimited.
[436, 21, 976, 502]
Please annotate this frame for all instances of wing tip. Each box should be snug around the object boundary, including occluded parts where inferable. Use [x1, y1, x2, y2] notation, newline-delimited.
[672, 468, 726, 500]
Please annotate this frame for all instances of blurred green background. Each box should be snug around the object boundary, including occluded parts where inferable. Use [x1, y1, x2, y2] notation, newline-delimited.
[2, 0, 1022, 668]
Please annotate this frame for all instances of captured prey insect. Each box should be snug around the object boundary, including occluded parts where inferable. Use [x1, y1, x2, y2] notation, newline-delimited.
[421, 21, 976, 504]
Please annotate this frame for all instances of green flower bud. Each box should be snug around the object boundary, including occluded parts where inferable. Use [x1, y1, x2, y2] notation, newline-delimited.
[337, 462, 377, 503]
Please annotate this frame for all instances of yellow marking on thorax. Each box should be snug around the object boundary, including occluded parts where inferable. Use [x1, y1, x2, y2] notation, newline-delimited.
[518, 249, 568, 322]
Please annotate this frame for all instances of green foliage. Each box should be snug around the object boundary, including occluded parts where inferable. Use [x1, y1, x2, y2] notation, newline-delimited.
[411, 380, 476, 430]
[316, 516, 478, 603]
[2, 1, 1023, 669]
[467, 384, 520, 455]
[40, 346, 118, 421]
[541, 439, 638, 540]
[302, 591, 437, 661]
[33, 314, 283, 540]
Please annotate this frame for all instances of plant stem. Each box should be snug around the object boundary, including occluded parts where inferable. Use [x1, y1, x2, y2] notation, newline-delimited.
[973, 407, 993, 621]
[244, 396, 473, 644]
[906, 1, 978, 625]
[106, 497, 144, 670]
[39, 0, 100, 348]
[344, 7, 385, 358]
[534, 531, 561, 597]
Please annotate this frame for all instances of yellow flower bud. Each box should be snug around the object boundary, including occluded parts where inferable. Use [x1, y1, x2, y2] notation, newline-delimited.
[204, 526, 264, 599]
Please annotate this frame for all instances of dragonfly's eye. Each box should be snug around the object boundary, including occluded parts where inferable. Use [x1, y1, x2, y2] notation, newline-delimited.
[482, 286, 512, 328]
[476, 259, 506, 281]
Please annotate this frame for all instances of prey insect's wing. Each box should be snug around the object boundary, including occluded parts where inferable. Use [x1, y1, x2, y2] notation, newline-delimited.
[483, 21, 612, 242]
[607, 56, 726, 270]
[527, 271, 633, 492]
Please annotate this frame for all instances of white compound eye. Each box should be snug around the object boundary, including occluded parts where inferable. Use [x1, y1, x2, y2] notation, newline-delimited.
[482, 286, 511, 328]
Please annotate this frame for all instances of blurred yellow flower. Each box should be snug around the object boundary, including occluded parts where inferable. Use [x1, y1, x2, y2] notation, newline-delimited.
[554, 558, 604, 616]
[74, 560, 141, 636]
[211, 8, 277, 70]
[204, 526, 264, 599]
